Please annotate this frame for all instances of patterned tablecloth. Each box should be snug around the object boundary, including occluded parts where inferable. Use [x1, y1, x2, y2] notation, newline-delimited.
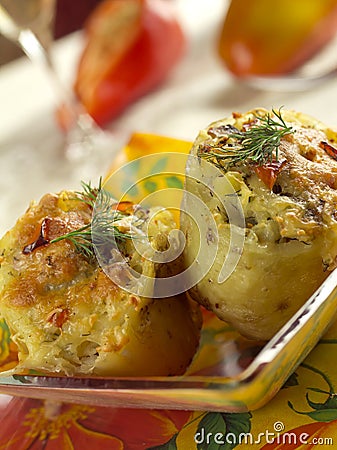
[0, 317, 337, 449]
[0, 134, 336, 449]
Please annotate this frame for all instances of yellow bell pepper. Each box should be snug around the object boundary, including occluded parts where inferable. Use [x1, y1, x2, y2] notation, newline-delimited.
[218, 0, 337, 76]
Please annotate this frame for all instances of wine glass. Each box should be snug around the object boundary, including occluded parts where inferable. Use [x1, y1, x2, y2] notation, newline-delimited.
[0, 0, 116, 179]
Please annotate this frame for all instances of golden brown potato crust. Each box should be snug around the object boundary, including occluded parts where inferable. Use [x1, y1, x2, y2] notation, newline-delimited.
[0, 191, 201, 376]
[182, 109, 337, 340]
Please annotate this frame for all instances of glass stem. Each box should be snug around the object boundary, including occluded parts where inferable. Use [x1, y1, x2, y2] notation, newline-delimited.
[17, 27, 97, 136]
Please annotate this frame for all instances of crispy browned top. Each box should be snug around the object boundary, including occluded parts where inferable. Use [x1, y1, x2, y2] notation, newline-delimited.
[0, 192, 99, 309]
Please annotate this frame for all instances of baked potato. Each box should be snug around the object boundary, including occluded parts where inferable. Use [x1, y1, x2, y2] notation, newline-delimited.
[181, 108, 337, 340]
[0, 186, 201, 376]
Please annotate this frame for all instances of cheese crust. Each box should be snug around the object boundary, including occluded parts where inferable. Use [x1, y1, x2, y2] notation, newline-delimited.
[0, 191, 201, 376]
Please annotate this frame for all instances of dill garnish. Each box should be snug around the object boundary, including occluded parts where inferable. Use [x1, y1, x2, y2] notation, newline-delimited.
[198, 109, 293, 167]
[51, 179, 133, 261]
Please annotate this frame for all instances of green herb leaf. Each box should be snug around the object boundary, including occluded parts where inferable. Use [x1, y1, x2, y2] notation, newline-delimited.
[198, 108, 293, 167]
[51, 179, 133, 261]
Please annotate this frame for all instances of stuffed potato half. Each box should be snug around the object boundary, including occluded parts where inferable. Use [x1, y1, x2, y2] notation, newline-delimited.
[181, 108, 337, 340]
[0, 189, 201, 376]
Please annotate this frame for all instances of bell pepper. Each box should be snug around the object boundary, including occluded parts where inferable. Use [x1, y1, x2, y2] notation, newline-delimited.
[74, 0, 185, 126]
[218, 0, 337, 76]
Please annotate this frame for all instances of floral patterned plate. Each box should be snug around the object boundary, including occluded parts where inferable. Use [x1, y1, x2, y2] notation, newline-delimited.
[0, 133, 337, 414]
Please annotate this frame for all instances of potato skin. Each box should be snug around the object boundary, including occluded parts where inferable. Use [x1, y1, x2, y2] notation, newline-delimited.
[0, 191, 201, 376]
[181, 109, 337, 340]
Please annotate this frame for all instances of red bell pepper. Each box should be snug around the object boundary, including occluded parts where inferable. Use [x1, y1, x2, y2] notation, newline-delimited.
[74, 0, 185, 126]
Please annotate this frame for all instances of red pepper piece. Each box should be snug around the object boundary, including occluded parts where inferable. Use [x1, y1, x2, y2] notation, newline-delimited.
[23, 217, 68, 254]
[111, 201, 134, 212]
[48, 308, 70, 328]
[254, 160, 287, 190]
[319, 140, 337, 160]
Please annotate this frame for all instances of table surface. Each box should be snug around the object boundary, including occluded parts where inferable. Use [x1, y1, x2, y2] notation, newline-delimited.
[1, 0, 337, 448]
[1, 0, 337, 234]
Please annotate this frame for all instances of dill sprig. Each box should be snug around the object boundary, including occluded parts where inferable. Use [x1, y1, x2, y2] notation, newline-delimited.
[199, 109, 293, 167]
[51, 179, 133, 261]
[75, 178, 102, 208]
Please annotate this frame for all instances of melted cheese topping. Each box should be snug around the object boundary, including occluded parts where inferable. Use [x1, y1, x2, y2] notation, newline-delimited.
[0, 191, 201, 376]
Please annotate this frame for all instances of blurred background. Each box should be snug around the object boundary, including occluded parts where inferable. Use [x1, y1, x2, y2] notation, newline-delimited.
[2, 0, 337, 155]
[1, 0, 337, 236]
[0, 0, 100, 65]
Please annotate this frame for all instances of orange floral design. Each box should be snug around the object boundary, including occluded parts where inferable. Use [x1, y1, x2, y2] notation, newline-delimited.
[79, 407, 193, 449]
[0, 397, 193, 450]
[0, 399, 122, 450]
